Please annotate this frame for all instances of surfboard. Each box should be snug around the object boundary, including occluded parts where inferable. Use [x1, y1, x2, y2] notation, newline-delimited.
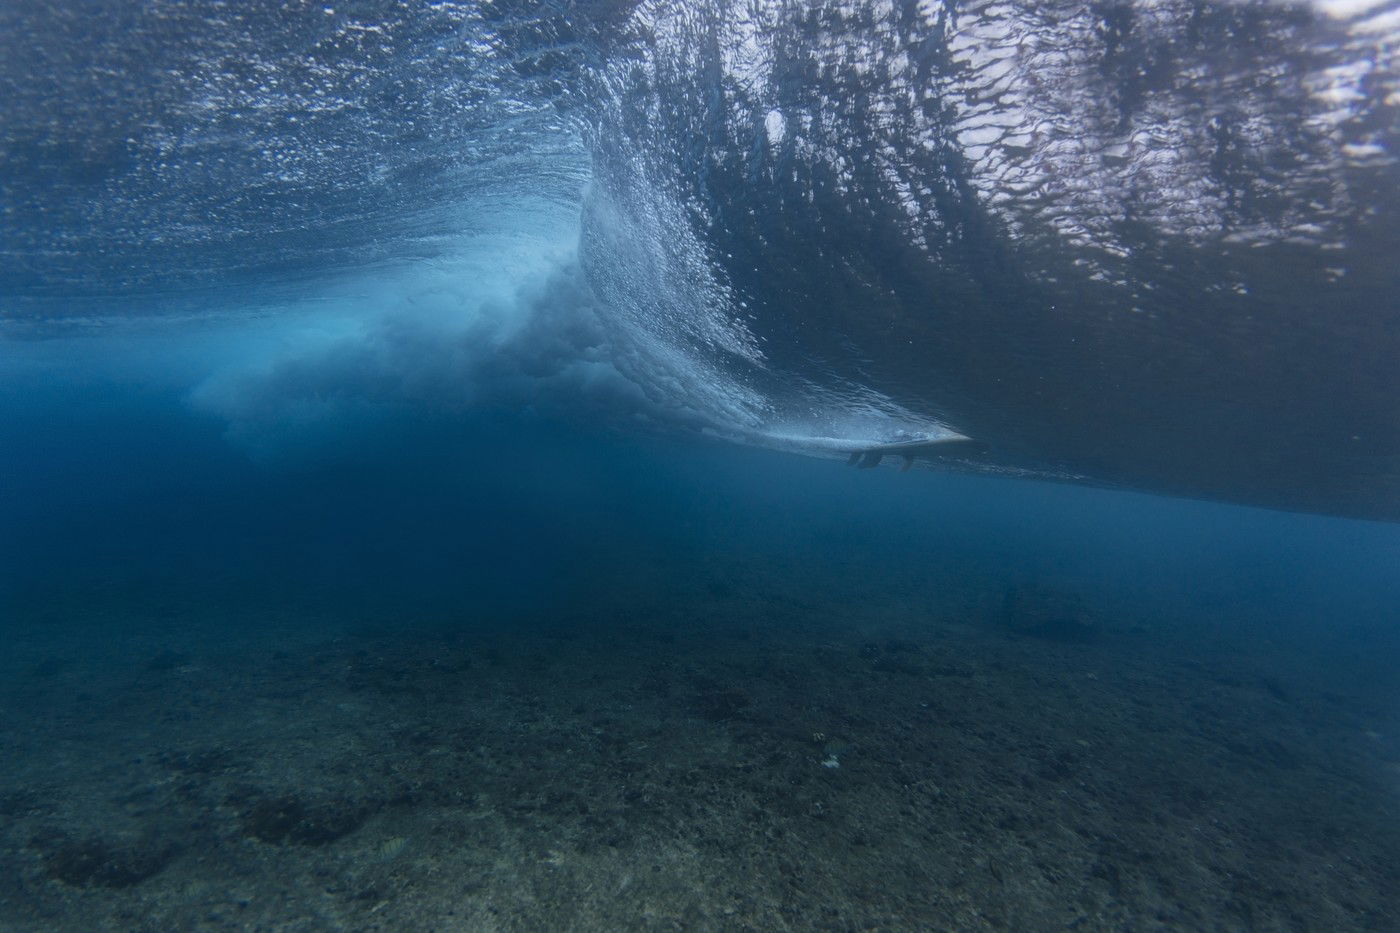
[846, 435, 989, 471]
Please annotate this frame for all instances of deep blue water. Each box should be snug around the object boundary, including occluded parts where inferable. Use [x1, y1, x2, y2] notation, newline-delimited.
[3, 0, 1400, 928]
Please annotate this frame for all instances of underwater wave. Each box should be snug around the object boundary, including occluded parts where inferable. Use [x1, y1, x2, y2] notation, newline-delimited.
[2, 0, 1399, 518]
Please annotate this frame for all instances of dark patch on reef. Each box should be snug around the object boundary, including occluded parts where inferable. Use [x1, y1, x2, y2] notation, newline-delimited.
[37, 834, 176, 888]
[235, 793, 373, 846]
[693, 683, 753, 722]
[999, 585, 1102, 643]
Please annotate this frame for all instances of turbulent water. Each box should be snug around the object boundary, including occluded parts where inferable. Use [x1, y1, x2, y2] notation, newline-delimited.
[3, 1, 1400, 930]
[6, 0, 1399, 516]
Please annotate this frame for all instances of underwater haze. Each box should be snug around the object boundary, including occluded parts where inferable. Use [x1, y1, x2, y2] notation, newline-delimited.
[3, 0, 1400, 929]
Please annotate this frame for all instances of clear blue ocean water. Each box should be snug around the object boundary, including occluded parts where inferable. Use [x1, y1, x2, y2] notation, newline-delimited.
[3, 1, 1399, 928]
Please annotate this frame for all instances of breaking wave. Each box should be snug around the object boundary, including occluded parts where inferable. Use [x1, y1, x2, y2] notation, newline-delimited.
[3, 0, 1398, 517]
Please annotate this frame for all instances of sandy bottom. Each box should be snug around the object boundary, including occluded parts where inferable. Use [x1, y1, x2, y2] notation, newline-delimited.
[2, 565, 1398, 931]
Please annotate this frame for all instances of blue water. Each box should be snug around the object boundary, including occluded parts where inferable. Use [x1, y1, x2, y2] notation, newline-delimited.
[3, 0, 1400, 928]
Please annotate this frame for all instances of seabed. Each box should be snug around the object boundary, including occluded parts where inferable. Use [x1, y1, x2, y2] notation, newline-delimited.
[1, 557, 1396, 931]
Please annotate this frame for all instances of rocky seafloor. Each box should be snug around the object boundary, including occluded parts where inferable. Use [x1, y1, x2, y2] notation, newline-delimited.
[2, 561, 1398, 932]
